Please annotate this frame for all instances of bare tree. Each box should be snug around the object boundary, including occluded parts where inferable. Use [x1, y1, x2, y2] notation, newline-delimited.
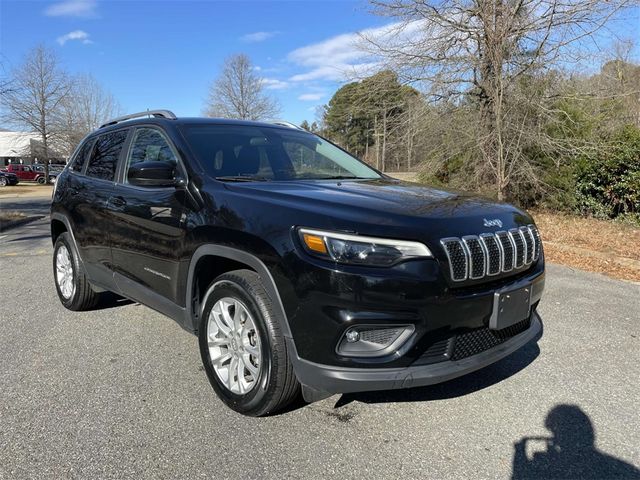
[204, 54, 280, 120]
[364, 0, 637, 199]
[55, 74, 121, 156]
[1, 46, 72, 179]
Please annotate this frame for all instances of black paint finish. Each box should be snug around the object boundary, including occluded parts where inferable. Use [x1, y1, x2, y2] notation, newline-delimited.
[51, 117, 545, 375]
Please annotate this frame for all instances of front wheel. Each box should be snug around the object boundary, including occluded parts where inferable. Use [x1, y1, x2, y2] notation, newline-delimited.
[37, 176, 46, 184]
[198, 270, 300, 416]
[0, 177, 6, 187]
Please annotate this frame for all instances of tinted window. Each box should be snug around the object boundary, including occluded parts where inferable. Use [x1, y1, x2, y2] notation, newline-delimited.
[86, 130, 127, 181]
[182, 125, 380, 181]
[72, 139, 94, 173]
[125, 128, 178, 183]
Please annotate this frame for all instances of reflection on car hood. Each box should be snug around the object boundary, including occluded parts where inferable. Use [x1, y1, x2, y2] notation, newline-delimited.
[229, 178, 523, 220]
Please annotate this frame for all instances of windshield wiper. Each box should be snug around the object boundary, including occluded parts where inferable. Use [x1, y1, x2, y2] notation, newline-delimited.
[215, 175, 270, 182]
[310, 175, 366, 180]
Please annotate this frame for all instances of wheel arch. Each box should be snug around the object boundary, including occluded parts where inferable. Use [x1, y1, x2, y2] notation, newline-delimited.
[186, 245, 293, 340]
[50, 213, 85, 266]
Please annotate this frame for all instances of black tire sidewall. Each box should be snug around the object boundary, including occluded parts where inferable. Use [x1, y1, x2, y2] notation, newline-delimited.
[198, 279, 275, 415]
[0, 177, 6, 187]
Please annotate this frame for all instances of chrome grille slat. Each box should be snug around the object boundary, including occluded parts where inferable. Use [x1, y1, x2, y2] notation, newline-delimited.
[441, 226, 541, 282]
[462, 236, 486, 279]
[529, 225, 541, 260]
[440, 238, 468, 281]
[496, 231, 515, 272]
[510, 228, 525, 269]
[521, 226, 534, 264]
[480, 233, 501, 276]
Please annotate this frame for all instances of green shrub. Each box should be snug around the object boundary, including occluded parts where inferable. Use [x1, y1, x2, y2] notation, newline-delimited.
[575, 125, 640, 220]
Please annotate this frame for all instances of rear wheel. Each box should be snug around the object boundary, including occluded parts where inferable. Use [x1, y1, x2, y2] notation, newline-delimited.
[53, 232, 100, 310]
[198, 270, 300, 416]
[0, 177, 6, 187]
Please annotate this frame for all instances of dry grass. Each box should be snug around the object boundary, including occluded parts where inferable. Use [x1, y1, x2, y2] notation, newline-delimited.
[0, 184, 53, 198]
[533, 211, 640, 283]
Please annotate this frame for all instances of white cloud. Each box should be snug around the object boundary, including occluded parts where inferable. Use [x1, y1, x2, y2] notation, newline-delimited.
[57, 30, 92, 46]
[298, 93, 325, 101]
[287, 21, 423, 82]
[261, 78, 289, 90]
[241, 31, 279, 43]
[45, 0, 97, 17]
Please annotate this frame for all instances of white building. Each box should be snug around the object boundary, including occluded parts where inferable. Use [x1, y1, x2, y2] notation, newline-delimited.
[0, 131, 65, 167]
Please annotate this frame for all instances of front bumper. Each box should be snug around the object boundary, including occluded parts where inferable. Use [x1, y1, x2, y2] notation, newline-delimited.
[290, 311, 542, 395]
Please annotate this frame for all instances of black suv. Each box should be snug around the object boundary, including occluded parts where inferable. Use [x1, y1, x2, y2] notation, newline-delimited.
[51, 110, 544, 416]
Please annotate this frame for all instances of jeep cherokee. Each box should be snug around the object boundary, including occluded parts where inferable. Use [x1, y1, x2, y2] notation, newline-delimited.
[51, 110, 544, 416]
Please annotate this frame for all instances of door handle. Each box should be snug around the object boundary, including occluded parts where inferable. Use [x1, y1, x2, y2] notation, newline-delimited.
[110, 196, 127, 207]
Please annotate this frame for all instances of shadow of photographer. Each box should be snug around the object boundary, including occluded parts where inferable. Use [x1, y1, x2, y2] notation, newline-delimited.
[512, 404, 640, 479]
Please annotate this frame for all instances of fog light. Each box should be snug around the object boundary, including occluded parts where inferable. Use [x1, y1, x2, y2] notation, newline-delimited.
[345, 330, 360, 343]
[337, 325, 415, 358]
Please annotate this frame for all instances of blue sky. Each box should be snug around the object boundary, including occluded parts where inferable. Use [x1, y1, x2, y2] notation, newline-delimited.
[1, 0, 391, 123]
[1, 0, 638, 124]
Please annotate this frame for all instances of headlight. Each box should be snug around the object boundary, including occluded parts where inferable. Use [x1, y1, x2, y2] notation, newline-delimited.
[298, 228, 432, 266]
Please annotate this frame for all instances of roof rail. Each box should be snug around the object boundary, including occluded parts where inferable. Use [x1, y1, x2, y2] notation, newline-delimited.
[271, 120, 304, 130]
[100, 110, 177, 129]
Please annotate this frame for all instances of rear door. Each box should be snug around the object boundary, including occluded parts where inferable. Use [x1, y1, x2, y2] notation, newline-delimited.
[72, 128, 130, 285]
[108, 126, 188, 306]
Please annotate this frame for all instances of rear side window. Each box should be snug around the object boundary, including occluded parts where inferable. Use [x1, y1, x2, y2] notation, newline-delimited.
[71, 139, 94, 173]
[86, 130, 128, 181]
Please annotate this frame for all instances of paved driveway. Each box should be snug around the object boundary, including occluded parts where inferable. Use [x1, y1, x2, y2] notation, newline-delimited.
[1, 213, 638, 479]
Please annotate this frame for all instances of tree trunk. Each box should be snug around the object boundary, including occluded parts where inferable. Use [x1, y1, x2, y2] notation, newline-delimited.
[381, 107, 387, 173]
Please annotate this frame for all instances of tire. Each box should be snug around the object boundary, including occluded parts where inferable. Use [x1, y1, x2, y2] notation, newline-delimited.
[0, 177, 6, 187]
[198, 269, 300, 416]
[37, 176, 46, 184]
[53, 232, 100, 311]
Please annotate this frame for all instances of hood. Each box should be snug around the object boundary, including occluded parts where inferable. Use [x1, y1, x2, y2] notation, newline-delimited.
[227, 178, 527, 217]
[222, 178, 533, 240]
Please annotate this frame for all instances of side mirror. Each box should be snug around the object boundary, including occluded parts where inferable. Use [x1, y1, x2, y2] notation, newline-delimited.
[128, 161, 182, 187]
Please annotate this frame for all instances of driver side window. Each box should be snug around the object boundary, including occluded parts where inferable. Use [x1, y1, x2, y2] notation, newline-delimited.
[126, 128, 179, 183]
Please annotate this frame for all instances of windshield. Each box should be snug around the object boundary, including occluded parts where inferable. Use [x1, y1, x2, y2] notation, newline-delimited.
[181, 125, 381, 181]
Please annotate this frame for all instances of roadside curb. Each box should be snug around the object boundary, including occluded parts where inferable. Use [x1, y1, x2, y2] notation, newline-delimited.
[0, 215, 45, 233]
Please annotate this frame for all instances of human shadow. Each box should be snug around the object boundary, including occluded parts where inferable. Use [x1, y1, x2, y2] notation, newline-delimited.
[512, 404, 640, 479]
[334, 340, 540, 408]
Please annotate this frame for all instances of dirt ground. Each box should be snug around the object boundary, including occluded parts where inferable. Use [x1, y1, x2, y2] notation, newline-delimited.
[533, 211, 640, 283]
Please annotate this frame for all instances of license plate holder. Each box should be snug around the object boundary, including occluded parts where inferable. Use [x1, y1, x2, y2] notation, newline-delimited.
[489, 284, 532, 330]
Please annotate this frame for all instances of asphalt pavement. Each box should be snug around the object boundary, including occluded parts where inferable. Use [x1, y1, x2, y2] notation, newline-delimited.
[0, 201, 638, 479]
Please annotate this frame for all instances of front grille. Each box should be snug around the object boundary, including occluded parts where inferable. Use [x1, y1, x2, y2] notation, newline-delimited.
[440, 225, 541, 282]
[450, 317, 531, 361]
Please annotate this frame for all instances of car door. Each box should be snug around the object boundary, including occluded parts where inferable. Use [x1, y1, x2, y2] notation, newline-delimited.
[72, 128, 129, 286]
[108, 126, 188, 307]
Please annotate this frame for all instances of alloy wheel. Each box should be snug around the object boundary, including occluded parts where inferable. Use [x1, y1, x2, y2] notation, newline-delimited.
[55, 245, 75, 299]
[207, 297, 261, 395]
